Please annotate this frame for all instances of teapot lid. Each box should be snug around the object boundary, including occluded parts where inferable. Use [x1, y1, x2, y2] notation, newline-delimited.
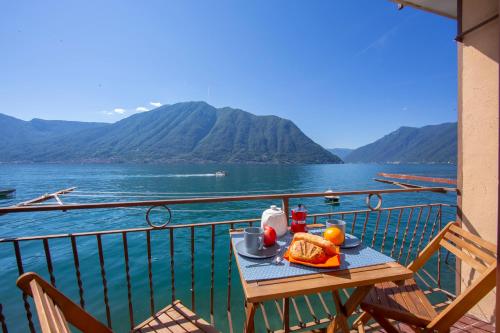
[270, 205, 280, 210]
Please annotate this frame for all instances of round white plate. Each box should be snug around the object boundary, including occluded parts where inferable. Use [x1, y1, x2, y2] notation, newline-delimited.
[235, 240, 281, 259]
[342, 234, 361, 249]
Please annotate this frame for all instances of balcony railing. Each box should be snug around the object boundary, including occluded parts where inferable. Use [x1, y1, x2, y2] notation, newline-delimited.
[0, 188, 457, 333]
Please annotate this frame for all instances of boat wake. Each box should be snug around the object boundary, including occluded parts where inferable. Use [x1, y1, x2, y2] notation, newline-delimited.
[127, 173, 220, 178]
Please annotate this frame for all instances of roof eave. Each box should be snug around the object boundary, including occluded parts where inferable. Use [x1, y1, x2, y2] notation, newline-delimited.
[389, 0, 457, 19]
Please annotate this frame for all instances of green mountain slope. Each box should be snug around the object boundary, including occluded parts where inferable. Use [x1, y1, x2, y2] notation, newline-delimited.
[1, 102, 341, 164]
[344, 122, 457, 164]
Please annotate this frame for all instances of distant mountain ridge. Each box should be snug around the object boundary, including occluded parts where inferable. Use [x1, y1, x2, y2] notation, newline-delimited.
[0, 113, 107, 147]
[344, 122, 457, 164]
[0, 102, 342, 164]
[327, 148, 354, 160]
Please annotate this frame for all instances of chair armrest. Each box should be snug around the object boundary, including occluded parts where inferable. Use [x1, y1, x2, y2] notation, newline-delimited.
[17, 272, 112, 333]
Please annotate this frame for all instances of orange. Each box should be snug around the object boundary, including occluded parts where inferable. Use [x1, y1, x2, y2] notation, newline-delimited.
[323, 227, 345, 246]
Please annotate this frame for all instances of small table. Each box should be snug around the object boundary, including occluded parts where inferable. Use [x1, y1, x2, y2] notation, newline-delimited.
[230, 229, 413, 333]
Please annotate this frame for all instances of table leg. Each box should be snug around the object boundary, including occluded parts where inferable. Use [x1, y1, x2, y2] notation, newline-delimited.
[327, 286, 373, 333]
[244, 301, 258, 333]
[329, 291, 349, 333]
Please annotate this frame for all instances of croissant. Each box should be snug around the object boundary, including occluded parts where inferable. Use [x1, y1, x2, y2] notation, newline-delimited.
[289, 240, 328, 264]
[292, 232, 339, 256]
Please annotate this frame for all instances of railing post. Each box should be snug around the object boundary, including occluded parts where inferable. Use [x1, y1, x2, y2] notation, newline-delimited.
[43, 239, 56, 287]
[438, 205, 442, 288]
[13, 241, 35, 333]
[227, 223, 235, 333]
[191, 227, 196, 312]
[0, 303, 8, 333]
[390, 209, 404, 258]
[282, 198, 289, 224]
[122, 232, 134, 329]
[380, 210, 393, 253]
[70, 236, 85, 309]
[169, 228, 175, 303]
[146, 230, 155, 316]
[397, 207, 415, 261]
[210, 224, 215, 326]
[96, 234, 112, 328]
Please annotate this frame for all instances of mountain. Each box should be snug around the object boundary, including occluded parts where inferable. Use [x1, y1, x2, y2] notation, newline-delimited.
[344, 122, 457, 164]
[0, 113, 106, 147]
[0, 102, 342, 164]
[327, 148, 354, 160]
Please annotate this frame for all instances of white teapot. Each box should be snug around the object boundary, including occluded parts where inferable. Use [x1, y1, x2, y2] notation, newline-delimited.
[261, 205, 288, 237]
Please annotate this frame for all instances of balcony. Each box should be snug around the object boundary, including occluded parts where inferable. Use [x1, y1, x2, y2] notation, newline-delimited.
[0, 188, 495, 332]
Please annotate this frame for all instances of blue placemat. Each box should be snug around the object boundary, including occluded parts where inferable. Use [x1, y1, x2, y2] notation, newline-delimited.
[232, 229, 395, 282]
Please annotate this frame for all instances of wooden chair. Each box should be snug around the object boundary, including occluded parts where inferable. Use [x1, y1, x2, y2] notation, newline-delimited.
[16, 272, 218, 333]
[353, 222, 497, 333]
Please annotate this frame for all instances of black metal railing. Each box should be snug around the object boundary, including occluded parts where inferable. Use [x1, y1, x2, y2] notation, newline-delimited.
[0, 188, 457, 333]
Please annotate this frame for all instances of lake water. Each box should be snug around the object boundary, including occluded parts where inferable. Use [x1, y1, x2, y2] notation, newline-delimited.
[0, 163, 457, 332]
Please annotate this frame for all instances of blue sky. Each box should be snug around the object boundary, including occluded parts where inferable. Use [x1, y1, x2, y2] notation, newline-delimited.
[0, 0, 457, 148]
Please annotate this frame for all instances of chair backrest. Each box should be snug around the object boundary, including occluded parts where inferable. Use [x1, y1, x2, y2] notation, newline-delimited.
[17, 272, 113, 333]
[407, 222, 497, 332]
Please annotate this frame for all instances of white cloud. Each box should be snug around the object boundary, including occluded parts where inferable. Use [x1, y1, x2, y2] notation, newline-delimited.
[114, 108, 126, 114]
[136, 106, 149, 112]
[150, 101, 162, 107]
[101, 110, 114, 116]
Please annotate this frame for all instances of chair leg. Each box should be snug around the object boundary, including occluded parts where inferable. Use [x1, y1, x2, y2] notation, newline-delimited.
[370, 311, 399, 333]
[352, 311, 372, 331]
[356, 321, 366, 333]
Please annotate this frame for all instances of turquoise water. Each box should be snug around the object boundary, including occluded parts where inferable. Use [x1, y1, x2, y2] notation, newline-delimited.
[0, 163, 457, 332]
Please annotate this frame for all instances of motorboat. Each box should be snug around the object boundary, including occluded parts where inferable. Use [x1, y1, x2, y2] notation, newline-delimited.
[0, 188, 16, 199]
[324, 189, 340, 204]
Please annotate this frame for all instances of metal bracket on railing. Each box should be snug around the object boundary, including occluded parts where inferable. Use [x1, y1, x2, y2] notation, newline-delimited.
[366, 193, 382, 211]
[146, 205, 172, 229]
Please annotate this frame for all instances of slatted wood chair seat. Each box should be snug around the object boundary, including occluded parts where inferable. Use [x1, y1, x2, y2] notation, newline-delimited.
[354, 222, 497, 333]
[16, 272, 218, 333]
[362, 278, 437, 328]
